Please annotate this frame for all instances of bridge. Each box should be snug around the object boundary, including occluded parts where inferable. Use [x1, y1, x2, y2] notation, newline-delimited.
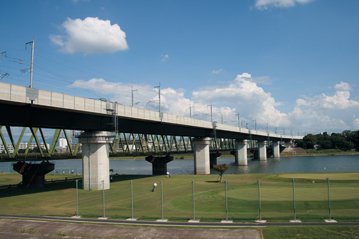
[0, 82, 302, 190]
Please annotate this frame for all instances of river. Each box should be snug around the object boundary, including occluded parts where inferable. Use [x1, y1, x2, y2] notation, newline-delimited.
[1, 155, 359, 175]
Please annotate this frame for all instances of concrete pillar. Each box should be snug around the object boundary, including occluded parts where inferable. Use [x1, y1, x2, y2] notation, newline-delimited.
[13, 161, 54, 188]
[258, 141, 267, 161]
[210, 151, 222, 168]
[273, 141, 281, 158]
[234, 140, 248, 166]
[193, 137, 211, 175]
[145, 155, 174, 175]
[79, 131, 113, 190]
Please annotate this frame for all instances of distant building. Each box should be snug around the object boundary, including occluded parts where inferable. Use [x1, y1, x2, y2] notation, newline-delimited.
[56, 138, 69, 153]
[0, 142, 49, 153]
[58, 138, 68, 149]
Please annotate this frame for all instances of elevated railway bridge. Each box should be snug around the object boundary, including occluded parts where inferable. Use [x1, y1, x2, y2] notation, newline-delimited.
[0, 82, 301, 189]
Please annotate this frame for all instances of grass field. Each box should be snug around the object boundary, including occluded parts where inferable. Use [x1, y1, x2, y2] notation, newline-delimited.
[0, 172, 358, 222]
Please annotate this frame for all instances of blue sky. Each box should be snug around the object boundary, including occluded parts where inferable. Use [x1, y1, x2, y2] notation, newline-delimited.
[1, 0, 359, 134]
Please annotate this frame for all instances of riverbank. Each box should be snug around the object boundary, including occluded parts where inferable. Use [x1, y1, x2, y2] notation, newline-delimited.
[281, 148, 359, 157]
[111, 148, 359, 160]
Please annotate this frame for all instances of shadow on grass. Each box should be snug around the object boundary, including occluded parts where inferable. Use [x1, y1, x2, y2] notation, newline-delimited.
[0, 177, 80, 198]
[0, 174, 154, 198]
[110, 174, 153, 182]
[205, 180, 221, 183]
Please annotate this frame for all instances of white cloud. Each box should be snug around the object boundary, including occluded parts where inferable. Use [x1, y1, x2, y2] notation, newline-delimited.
[70, 78, 154, 105]
[69, 76, 359, 134]
[192, 73, 289, 127]
[255, 0, 313, 9]
[253, 75, 272, 85]
[353, 118, 359, 128]
[335, 81, 351, 91]
[289, 81, 359, 132]
[211, 68, 224, 75]
[50, 17, 128, 54]
[161, 54, 169, 62]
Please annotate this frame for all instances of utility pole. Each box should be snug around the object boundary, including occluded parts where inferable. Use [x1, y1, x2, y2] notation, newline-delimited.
[189, 104, 192, 118]
[208, 104, 213, 122]
[131, 87, 137, 107]
[154, 83, 161, 114]
[236, 113, 240, 129]
[25, 40, 35, 88]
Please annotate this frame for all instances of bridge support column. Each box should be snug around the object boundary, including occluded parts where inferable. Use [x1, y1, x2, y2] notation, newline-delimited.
[258, 141, 267, 161]
[79, 131, 113, 190]
[210, 151, 222, 168]
[273, 141, 280, 158]
[234, 140, 248, 166]
[145, 155, 174, 175]
[13, 161, 54, 188]
[193, 137, 211, 175]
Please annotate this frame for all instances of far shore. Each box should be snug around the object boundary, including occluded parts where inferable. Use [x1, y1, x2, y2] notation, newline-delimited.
[110, 148, 359, 160]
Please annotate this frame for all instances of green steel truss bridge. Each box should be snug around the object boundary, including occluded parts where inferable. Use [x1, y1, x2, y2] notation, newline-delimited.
[0, 126, 263, 160]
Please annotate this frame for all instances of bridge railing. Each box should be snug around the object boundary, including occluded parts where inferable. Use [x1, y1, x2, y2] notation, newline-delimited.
[0, 82, 212, 128]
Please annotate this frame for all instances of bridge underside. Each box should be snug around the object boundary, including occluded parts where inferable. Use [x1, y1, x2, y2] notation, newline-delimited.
[0, 100, 274, 141]
[0, 101, 292, 190]
[0, 126, 248, 160]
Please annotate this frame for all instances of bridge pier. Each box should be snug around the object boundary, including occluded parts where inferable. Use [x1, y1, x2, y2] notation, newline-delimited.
[13, 161, 54, 188]
[193, 137, 211, 175]
[210, 151, 222, 168]
[258, 141, 267, 161]
[79, 131, 113, 190]
[233, 139, 248, 166]
[145, 154, 174, 175]
[273, 141, 281, 158]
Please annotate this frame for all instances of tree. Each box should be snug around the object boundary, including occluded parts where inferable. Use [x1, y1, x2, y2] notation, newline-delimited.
[213, 164, 228, 182]
[298, 134, 316, 149]
[297, 130, 359, 151]
[331, 133, 353, 151]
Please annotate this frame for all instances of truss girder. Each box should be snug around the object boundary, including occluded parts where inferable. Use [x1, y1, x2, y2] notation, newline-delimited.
[0, 125, 276, 160]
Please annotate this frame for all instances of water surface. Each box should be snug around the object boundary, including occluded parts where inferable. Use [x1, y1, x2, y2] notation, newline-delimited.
[1, 155, 359, 175]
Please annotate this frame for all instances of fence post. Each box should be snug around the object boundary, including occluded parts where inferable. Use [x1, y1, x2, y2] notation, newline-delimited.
[293, 178, 296, 220]
[126, 180, 137, 221]
[255, 179, 266, 223]
[324, 178, 337, 223]
[156, 180, 168, 222]
[98, 180, 107, 220]
[221, 180, 233, 223]
[71, 179, 81, 218]
[289, 178, 301, 223]
[188, 180, 199, 222]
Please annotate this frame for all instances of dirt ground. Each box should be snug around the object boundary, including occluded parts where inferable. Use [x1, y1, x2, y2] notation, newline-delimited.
[0, 219, 262, 239]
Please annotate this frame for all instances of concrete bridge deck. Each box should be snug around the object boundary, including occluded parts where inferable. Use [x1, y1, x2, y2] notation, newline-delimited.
[0, 82, 300, 141]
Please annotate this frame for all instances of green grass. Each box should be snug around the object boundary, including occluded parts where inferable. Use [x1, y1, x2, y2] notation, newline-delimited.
[263, 226, 359, 239]
[0, 173, 358, 222]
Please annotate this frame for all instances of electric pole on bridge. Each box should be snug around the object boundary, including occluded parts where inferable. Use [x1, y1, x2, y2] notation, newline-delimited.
[25, 40, 35, 88]
[154, 83, 161, 114]
[131, 87, 137, 107]
[208, 104, 213, 122]
[236, 113, 240, 130]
